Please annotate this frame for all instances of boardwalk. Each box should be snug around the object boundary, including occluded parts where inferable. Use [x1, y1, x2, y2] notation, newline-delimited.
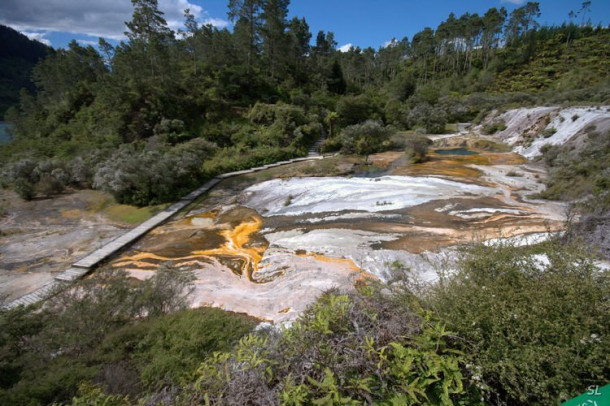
[4, 154, 324, 310]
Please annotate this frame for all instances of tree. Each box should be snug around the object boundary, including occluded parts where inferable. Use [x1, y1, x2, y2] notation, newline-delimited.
[124, 0, 174, 79]
[506, 2, 541, 44]
[182, 8, 199, 75]
[125, 0, 173, 42]
[261, 0, 290, 81]
[410, 27, 435, 81]
[228, 0, 264, 71]
[327, 59, 346, 94]
[286, 17, 311, 81]
[481, 7, 507, 68]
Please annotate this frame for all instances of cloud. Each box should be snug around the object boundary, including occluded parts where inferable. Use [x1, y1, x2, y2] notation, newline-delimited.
[202, 18, 229, 29]
[0, 0, 227, 43]
[382, 39, 399, 48]
[501, 0, 526, 4]
[21, 31, 51, 46]
[77, 39, 99, 46]
[338, 43, 353, 52]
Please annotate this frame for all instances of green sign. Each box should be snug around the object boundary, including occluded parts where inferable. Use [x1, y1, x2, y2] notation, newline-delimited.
[563, 384, 610, 406]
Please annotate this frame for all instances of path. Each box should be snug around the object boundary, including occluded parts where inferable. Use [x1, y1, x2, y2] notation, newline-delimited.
[3, 155, 324, 310]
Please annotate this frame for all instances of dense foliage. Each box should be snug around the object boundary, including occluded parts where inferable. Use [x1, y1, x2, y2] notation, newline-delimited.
[1, 241, 607, 405]
[0, 264, 257, 404]
[429, 240, 610, 405]
[539, 127, 610, 257]
[1, 1, 609, 205]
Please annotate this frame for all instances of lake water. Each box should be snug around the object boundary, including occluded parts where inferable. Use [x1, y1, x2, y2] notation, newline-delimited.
[0, 122, 13, 144]
[434, 148, 478, 155]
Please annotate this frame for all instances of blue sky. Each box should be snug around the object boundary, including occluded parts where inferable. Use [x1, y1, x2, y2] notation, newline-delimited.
[1, 0, 608, 50]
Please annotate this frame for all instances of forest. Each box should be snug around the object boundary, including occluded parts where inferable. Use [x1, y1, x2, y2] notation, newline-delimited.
[1, 0, 608, 205]
[0, 1, 609, 405]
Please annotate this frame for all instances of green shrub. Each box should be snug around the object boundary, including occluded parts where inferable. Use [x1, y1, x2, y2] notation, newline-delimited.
[99, 307, 257, 390]
[540, 127, 557, 138]
[404, 134, 432, 163]
[429, 241, 610, 405]
[188, 287, 479, 404]
[93, 138, 217, 206]
[481, 119, 507, 135]
[320, 136, 342, 153]
[540, 130, 610, 201]
[472, 139, 511, 152]
[338, 120, 394, 160]
[0, 265, 199, 404]
[407, 102, 448, 134]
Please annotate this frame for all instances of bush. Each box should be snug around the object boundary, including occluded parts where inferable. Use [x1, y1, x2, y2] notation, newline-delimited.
[99, 307, 256, 390]
[407, 102, 448, 134]
[481, 119, 507, 135]
[540, 127, 557, 138]
[187, 287, 479, 405]
[540, 130, 610, 201]
[0, 264, 256, 404]
[429, 241, 610, 405]
[93, 138, 216, 206]
[383, 99, 408, 128]
[320, 136, 342, 153]
[336, 94, 380, 127]
[338, 120, 394, 160]
[3, 158, 70, 200]
[248, 102, 306, 127]
[404, 134, 432, 163]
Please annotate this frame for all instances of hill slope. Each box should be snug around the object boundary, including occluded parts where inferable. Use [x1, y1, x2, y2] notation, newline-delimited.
[0, 25, 51, 117]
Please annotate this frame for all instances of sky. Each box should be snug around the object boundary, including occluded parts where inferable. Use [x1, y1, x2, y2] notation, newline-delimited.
[1, 0, 608, 50]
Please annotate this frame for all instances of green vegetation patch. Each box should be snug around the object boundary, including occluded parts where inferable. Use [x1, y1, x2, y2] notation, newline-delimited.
[186, 287, 479, 405]
[0, 266, 256, 405]
[104, 203, 168, 225]
[428, 240, 610, 405]
[472, 138, 512, 152]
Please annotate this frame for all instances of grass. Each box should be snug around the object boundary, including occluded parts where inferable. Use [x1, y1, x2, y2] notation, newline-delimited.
[104, 204, 168, 225]
[84, 192, 168, 225]
[444, 122, 459, 132]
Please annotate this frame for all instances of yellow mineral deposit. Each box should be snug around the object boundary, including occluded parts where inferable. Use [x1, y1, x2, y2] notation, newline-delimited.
[296, 252, 375, 282]
[114, 212, 267, 281]
[393, 150, 525, 183]
[299, 252, 360, 272]
[191, 216, 265, 280]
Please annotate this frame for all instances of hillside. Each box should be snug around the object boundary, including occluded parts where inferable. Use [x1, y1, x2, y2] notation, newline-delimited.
[0, 25, 51, 117]
[491, 28, 610, 92]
